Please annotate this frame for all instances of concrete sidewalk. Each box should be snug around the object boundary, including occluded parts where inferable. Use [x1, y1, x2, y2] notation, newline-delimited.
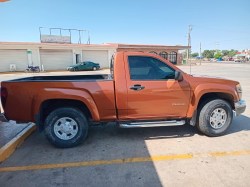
[0, 122, 36, 163]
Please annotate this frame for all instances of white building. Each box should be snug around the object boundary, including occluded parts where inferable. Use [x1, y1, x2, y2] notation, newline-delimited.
[0, 42, 116, 72]
[0, 42, 189, 72]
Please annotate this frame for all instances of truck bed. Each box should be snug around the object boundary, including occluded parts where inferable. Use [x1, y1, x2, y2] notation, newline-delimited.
[5, 74, 110, 82]
[1, 74, 116, 122]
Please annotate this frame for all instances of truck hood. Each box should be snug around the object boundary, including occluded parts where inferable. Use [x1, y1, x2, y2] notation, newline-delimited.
[190, 74, 239, 86]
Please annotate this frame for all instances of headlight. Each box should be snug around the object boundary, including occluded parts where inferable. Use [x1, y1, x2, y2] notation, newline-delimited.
[236, 84, 242, 99]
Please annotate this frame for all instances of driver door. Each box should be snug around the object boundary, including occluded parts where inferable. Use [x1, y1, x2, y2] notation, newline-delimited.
[124, 55, 191, 120]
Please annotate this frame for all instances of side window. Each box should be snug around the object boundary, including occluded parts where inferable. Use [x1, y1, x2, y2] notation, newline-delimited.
[128, 56, 175, 80]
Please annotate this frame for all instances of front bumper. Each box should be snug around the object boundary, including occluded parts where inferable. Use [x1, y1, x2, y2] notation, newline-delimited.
[234, 100, 246, 116]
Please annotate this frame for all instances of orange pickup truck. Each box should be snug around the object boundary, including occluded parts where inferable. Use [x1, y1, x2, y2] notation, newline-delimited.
[0, 52, 246, 148]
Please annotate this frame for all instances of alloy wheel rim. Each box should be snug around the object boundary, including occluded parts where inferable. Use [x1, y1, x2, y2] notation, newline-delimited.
[209, 108, 227, 129]
[53, 117, 78, 140]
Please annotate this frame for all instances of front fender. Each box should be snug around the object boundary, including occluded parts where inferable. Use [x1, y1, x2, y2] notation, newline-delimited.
[186, 83, 238, 118]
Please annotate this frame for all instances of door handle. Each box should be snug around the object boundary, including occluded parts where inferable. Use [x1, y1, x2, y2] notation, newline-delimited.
[130, 84, 145, 91]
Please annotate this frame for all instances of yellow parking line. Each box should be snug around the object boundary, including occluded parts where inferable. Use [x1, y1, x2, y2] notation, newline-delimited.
[209, 150, 250, 157]
[0, 150, 249, 172]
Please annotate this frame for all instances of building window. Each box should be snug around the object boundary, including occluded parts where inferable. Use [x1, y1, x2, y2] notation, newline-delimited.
[149, 51, 158, 55]
[168, 51, 177, 64]
[159, 52, 168, 60]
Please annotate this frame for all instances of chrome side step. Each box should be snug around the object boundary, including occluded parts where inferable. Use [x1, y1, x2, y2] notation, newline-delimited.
[119, 120, 185, 128]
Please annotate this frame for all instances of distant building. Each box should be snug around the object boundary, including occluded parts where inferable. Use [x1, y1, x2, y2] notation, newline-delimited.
[114, 43, 189, 65]
[235, 49, 250, 60]
[0, 42, 189, 72]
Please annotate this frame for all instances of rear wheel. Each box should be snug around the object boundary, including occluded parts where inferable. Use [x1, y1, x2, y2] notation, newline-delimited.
[93, 67, 97, 71]
[197, 99, 233, 136]
[44, 107, 89, 148]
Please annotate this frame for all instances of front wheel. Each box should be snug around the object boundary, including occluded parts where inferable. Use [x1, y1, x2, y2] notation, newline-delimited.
[44, 107, 89, 148]
[197, 99, 233, 136]
[92, 67, 97, 71]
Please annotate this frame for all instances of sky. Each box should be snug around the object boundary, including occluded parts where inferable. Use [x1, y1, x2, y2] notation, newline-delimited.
[0, 0, 249, 52]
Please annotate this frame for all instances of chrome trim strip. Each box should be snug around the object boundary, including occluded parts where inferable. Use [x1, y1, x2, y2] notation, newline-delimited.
[119, 120, 185, 128]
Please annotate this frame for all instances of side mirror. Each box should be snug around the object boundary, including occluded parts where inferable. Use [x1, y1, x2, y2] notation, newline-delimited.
[175, 71, 183, 81]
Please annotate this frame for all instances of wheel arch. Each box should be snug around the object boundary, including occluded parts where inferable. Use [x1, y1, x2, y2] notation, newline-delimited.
[197, 92, 234, 111]
[187, 92, 235, 126]
[37, 99, 93, 130]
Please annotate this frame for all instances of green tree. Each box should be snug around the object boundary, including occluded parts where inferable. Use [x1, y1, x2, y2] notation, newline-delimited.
[202, 50, 215, 58]
[222, 50, 229, 56]
[191, 52, 199, 58]
[221, 49, 238, 57]
[214, 52, 222, 59]
[228, 49, 238, 57]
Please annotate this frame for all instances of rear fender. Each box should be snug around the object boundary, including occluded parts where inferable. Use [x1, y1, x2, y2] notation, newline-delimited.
[32, 88, 100, 121]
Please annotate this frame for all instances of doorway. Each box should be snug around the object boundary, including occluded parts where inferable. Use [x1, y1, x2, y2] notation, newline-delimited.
[76, 54, 81, 64]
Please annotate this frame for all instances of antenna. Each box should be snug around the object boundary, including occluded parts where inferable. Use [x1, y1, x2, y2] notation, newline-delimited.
[187, 25, 193, 74]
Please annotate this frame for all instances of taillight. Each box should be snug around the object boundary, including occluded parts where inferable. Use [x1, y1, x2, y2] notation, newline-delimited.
[0, 87, 8, 108]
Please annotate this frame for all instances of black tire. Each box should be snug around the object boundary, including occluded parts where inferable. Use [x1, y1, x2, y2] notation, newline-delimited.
[44, 107, 89, 148]
[197, 99, 233, 136]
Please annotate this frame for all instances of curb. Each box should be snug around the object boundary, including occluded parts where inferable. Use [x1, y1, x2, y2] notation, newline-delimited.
[0, 123, 36, 163]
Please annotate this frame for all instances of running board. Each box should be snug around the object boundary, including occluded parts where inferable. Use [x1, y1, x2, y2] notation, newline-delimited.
[119, 120, 185, 128]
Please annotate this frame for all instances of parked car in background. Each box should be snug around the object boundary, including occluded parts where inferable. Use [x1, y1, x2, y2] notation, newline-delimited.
[67, 61, 100, 71]
[234, 59, 243, 63]
[210, 58, 217, 62]
[217, 58, 223, 62]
